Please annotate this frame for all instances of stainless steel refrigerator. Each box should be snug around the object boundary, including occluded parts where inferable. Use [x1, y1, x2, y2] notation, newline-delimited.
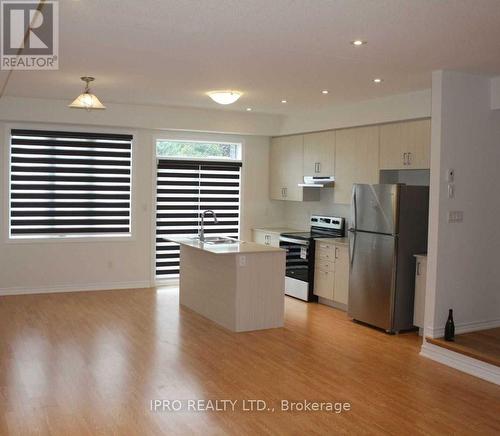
[348, 184, 429, 333]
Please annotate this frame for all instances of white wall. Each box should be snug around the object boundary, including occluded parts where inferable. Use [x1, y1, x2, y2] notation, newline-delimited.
[0, 96, 284, 136]
[491, 76, 500, 110]
[424, 70, 500, 337]
[281, 191, 350, 231]
[0, 111, 282, 294]
[279, 89, 431, 135]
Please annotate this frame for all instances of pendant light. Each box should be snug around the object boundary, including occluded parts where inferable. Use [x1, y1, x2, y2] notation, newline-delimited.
[68, 76, 106, 110]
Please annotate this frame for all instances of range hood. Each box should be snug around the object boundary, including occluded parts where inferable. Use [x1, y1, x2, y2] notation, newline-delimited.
[298, 176, 335, 188]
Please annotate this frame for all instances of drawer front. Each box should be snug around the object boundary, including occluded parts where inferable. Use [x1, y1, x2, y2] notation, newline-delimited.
[313, 268, 334, 299]
[317, 242, 334, 251]
[317, 248, 334, 261]
[316, 259, 334, 272]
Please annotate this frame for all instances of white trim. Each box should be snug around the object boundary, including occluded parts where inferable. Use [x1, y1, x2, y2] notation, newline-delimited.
[420, 341, 500, 386]
[425, 318, 500, 339]
[0, 280, 152, 296]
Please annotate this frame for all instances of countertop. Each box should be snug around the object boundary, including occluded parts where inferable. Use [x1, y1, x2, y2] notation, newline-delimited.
[314, 237, 349, 246]
[164, 236, 285, 255]
[252, 227, 304, 235]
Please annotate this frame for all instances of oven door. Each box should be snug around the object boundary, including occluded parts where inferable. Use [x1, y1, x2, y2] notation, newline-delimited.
[280, 236, 311, 301]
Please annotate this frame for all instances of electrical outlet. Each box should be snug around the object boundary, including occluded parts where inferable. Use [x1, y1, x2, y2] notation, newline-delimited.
[447, 211, 463, 223]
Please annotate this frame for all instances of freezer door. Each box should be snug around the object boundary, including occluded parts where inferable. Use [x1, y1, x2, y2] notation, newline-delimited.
[352, 184, 399, 235]
[348, 230, 397, 331]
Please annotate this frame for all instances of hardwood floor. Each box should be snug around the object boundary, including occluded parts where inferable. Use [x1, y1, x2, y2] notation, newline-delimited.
[427, 328, 500, 367]
[0, 287, 499, 435]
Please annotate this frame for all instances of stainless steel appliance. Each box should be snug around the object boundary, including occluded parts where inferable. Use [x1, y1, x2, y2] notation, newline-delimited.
[280, 215, 345, 301]
[348, 184, 429, 333]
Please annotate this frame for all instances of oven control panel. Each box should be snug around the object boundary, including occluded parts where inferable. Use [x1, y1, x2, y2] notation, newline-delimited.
[309, 215, 344, 230]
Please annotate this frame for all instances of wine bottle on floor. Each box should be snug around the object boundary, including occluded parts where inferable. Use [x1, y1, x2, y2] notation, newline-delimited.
[444, 309, 455, 341]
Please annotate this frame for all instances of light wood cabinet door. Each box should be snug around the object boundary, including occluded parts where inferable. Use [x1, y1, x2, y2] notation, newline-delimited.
[270, 135, 305, 201]
[333, 245, 349, 305]
[406, 119, 431, 169]
[269, 137, 286, 200]
[303, 131, 335, 176]
[314, 268, 335, 299]
[380, 122, 406, 170]
[379, 119, 431, 170]
[413, 256, 427, 328]
[282, 135, 304, 201]
[334, 126, 380, 204]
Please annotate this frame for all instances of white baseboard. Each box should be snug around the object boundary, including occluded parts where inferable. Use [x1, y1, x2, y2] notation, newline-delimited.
[420, 341, 500, 386]
[425, 318, 500, 338]
[0, 280, 153, 296]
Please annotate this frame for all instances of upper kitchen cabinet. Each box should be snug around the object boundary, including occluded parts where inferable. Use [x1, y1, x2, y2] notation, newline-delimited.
[270, 135, 319, 201]
[334, 126, 380, 204]
[303, 131, 335, 177]
[379, 119, 431, 170]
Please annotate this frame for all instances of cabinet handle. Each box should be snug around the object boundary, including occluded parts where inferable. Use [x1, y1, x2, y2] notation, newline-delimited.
[281, 187, 285, 198]
[403, 152, 408, 166]
[315, 162, 321, 173]
[335, 247, 338, 259]
[408, 152, 412, 165]
[416, 261, 421, 276]
[284, 187, 287, 198]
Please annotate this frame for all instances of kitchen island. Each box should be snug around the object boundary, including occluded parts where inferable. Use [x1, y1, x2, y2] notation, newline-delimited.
[166, 237, 286, 332]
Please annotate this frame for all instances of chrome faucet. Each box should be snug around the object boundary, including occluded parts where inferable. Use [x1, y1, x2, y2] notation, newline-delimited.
[199, 210, 218, 242]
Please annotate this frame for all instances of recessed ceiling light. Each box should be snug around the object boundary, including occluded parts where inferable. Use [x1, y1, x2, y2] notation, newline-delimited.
[373, 78, 383, 83]
[321, 90, 329, 95]
[246, 107, 252, 111]
[351, 40, 367, 46]
[207, 90, 242, 105]
[281, 99, 287, 104]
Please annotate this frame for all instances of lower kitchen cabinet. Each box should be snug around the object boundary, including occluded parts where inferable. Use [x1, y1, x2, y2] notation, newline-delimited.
[333, 245, 349, 305]
[314, 240, 349, 308]
[413, 254, 427, 331]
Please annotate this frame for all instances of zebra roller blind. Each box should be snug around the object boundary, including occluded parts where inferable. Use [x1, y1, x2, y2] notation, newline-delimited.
[156, 159, 242, 279]
[9, 129, 133, 238]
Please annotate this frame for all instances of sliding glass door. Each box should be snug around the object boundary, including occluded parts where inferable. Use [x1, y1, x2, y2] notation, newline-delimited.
[155, 159, 241, 280]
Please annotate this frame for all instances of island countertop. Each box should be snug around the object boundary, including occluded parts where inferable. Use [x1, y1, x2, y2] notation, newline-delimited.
[164, 236, 285, 255]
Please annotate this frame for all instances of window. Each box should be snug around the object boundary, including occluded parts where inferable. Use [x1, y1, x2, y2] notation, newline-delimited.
[9, 129, 133, 239]
[156, 140, 241, 160]
[155, 158, 242, 279]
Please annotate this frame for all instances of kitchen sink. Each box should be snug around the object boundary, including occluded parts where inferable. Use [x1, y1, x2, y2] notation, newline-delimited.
[191, 236, 240, 245]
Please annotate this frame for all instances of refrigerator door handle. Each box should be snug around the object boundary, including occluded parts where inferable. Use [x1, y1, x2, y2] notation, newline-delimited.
[351, 185, 357, 231]
[349, 229, 356, 266]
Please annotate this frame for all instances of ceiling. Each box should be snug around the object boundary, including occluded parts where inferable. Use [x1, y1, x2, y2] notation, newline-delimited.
[2, 0, 500, 115]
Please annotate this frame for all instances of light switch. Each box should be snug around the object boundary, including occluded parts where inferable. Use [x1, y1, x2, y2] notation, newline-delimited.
[448, 183, 455, 199]
[447, 211, 463, 223]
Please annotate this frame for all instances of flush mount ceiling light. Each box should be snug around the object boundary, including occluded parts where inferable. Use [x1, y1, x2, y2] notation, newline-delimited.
[207, 90, 242, 105]
[351, 39, 367, 46]
[68, 76, 106, 110]
[373, 78, 383, 83]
